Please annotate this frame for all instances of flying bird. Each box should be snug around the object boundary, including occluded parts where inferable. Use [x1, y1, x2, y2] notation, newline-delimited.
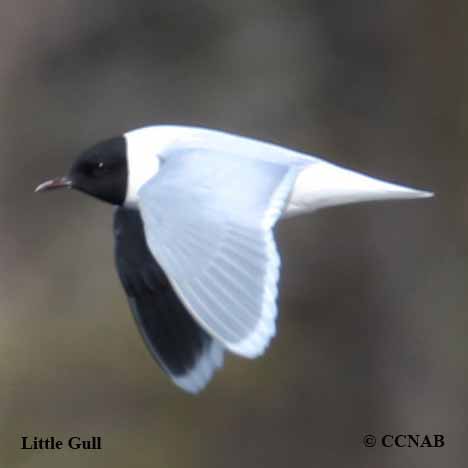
[35, 126, 432, 393]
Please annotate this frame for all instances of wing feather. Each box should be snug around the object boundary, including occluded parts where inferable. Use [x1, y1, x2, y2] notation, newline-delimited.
[114, 208, 224, 393]
[138, 149, 299, 358]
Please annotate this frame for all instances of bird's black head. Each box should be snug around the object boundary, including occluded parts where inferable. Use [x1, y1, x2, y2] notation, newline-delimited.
[36, 136, 128, 206]
[69, 136, 128, 205]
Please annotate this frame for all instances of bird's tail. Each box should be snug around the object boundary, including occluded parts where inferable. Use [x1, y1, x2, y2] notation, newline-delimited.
[284, 160, 433, 217]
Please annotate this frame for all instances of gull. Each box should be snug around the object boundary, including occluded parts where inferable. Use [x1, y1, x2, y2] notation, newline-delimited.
[36, 126, 432, 393]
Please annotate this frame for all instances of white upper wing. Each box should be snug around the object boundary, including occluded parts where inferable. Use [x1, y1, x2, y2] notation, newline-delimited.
[138, 148, 299, 358]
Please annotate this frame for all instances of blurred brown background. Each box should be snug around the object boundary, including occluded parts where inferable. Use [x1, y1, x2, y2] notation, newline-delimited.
[0, 1, 466, 467]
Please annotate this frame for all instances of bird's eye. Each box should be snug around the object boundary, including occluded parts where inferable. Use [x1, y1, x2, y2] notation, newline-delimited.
[89, 161, 108, 177]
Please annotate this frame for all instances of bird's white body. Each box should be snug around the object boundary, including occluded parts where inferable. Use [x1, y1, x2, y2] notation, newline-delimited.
[124, 126, 432, 214]
[119, 124, 432, 385]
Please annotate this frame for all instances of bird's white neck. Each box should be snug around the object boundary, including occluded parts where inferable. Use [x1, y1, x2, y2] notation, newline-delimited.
[123, 127, 179, 207]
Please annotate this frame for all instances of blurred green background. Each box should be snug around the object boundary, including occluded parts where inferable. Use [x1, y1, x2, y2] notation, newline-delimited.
[0, 1, 466, 467]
